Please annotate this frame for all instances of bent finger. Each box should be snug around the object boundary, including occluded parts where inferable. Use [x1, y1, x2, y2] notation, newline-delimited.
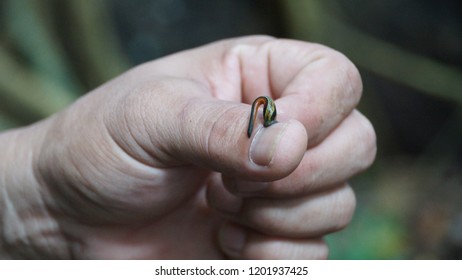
[209, 181, 356, 238]
[219, 223, 328, 260]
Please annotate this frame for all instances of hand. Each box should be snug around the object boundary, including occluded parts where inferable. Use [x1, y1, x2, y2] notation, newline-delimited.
[0, 36, 376, 259]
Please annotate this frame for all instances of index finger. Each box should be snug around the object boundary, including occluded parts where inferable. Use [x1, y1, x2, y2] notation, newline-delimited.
[142, 36, 363, 146]
[236, 39, 363, 146]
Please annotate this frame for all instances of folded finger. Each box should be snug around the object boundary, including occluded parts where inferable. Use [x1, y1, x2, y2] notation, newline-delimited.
[208, 181, 356, 238]
[218, 223, 328, 259]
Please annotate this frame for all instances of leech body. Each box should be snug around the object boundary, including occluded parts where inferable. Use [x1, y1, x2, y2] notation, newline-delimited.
[247, 96, 278, 138]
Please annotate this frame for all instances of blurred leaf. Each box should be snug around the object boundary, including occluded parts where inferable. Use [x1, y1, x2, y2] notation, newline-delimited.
[327, 207, 409, 259]
[4, 0, 83, 96]
[0, 110, 19, 130]
[0, 43, 77, 120]
[63, 0, 131, 88]
[0, 0, 130, 128]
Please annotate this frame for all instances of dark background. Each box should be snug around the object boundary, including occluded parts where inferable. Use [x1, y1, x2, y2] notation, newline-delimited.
[1, 0, 461, 259]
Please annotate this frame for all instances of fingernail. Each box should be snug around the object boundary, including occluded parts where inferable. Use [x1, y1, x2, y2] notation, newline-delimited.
[249, 122, 288, 167]
[219, 223, 246, 257]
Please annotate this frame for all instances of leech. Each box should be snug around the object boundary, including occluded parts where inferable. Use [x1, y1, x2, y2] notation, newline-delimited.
[247, 96, 278, 138]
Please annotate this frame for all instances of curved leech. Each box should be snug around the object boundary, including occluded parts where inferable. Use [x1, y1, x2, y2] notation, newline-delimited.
[247, 96, 278, 138]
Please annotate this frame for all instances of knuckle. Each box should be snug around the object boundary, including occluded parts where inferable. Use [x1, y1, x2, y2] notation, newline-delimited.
[344, 58, 363, 100]
[204, 104, 247, 162]
[245, 207, 284, 235]
[331, 185, 357, 231]
[317, 243, 330, 260]
[356, 113, 378, 170]
[328, 50, 363, 104]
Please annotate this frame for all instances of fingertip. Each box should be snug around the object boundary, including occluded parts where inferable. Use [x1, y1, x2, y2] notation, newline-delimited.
[248, 119, 307, 180]
[218, 223, 247, 259]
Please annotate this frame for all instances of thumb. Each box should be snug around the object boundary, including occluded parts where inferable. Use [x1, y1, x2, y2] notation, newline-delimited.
[146, 90, 307, 181]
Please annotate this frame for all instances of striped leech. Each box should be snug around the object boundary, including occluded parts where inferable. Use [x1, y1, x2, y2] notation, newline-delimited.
[247, 96, 278, 138]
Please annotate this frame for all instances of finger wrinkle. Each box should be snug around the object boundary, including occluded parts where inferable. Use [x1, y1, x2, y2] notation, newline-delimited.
[205, 104, 246, 156]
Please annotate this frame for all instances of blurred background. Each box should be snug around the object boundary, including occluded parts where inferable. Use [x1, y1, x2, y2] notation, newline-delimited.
[1, 0, 461, 259]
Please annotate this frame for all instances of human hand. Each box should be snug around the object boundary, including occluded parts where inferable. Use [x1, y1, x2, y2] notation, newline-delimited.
[0, 36, 376, 259]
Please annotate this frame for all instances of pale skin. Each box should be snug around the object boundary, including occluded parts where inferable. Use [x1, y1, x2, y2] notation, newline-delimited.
[0, 36, 376, 259]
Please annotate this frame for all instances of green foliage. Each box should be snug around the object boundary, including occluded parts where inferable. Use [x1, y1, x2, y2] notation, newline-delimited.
[327, 206, 409, 259]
